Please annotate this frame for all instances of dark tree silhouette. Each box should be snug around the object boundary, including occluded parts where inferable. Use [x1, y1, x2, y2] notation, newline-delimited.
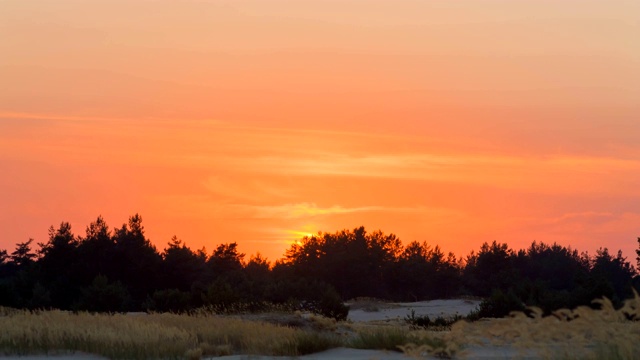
[392, 241, 462, 300]
[591, 248, 636, 302]
[207, 242, 245, 280]
[162, 236, 206, 291]
[242, 253, 272, 302]
[112, 214, 162, 308]
[0, 218, 637, 320]
[38, 222, 81, 308]
[463, 241, 516, 297]
[77, 216, 117, 287]
[10, 239, 37, 267]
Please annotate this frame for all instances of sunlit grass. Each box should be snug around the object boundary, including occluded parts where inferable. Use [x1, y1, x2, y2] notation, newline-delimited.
[428, 290, 640, 359]
[0, 310, 337, 359]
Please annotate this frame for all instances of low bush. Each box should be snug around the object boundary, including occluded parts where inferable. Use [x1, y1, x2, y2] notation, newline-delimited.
[476, 288, 525, 318]
[404, 310, 466, 330]
[315, 287, 349, 321]
[144, 289, 192, 313]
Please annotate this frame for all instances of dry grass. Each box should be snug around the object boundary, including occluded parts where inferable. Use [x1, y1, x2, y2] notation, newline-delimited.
[402, 291, 640, 359]
[0, 309, 339, 359]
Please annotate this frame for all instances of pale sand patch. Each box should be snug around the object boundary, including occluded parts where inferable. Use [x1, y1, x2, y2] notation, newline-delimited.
[214, 348, 411, 359]
[0, 354, 107, 360]
[347, 299, 481, 323]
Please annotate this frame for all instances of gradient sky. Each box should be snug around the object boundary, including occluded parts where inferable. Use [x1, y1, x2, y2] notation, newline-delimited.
[1, 0, 639, 262]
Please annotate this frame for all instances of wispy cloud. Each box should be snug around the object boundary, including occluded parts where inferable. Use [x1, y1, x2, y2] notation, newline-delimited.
[232, 202, 384, 219]
[151, 194, 456, 220]
[213, 152, 640, 197]
[549, 211, 617, 225]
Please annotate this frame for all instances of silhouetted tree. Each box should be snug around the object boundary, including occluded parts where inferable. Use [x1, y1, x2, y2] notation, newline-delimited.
[286, 227, 387, 298]
[10, 239, 37, 268]
[112, 214, 162, 308]
[77, 216, 117, 287]
[590, 248, 636, 303]
[206, 242, 245, 281]
[3, 217, 638, 320]
[391, 241, 461, 300]
[242, 253, 271, 302]
[0, 249, 8, 265]
[162, 236, 206, 291]
[463, 241, 517, 296]
[510, 242, 590, 311]
[38, 222, 81, 308]
[0, 249, 8, 281]
[1, 239, 41, 308]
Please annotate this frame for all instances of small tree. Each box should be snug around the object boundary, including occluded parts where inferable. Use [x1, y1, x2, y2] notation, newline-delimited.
[10, 239, 37, 267]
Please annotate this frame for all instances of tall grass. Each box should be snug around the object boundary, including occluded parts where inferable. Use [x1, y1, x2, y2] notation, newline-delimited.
[349, 325, 452, 358]
[0, 310, 338, 359]
[422, 291, 640, 359]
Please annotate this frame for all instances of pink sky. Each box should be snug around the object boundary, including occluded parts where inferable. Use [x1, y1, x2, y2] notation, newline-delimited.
[1, 0, 639, 263]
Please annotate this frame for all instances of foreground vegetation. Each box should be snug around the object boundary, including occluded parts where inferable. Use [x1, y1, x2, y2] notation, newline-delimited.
[417, 291, 640, 359]
[0, 292, 639, 359]
[0, 306, 446, 359]
[0, 307, 340, 359]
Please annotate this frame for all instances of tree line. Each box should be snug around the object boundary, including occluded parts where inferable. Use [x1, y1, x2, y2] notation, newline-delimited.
[1, 214, 638, 319]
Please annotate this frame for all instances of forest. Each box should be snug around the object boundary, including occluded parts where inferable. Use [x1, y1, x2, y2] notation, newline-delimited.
[1, 214, 639, 320]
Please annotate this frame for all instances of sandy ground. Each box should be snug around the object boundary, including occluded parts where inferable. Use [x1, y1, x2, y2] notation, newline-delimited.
[0, 347, 542, 360]
[214, 346, 543, 359]
[0, 350, 411, 360]
[347, 299, 481, 323]
[215, 348, 411, 359]
[0, 355, 107, 360]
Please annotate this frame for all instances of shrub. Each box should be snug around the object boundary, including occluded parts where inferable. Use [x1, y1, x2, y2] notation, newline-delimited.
[477, 288, 525, 318]
[201, 279, 241, 309]
[144, 289, 192, 313]
[315, 287, 349, 321]
[76, 275, 130, 312]
[404, 309, 465, 330]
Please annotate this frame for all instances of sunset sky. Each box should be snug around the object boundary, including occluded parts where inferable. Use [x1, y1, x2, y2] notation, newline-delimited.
[1, 0, 639, 262]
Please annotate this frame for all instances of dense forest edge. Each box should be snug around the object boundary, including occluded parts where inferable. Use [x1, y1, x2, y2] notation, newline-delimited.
[1, 214, 639, 321]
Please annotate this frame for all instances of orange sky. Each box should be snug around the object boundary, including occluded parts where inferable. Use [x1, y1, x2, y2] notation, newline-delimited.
[1, 0, 639, 263]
